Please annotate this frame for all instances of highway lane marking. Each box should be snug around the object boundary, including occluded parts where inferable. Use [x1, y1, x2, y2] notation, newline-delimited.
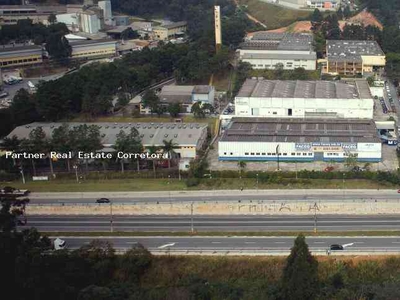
[392, 242, 400, 244]
[211, 241, 221, 244]
[126, 242, 138, 244]
[313, 242, 325, 244]
[275, 242, 286, 244]
[245, 242, 256, 244]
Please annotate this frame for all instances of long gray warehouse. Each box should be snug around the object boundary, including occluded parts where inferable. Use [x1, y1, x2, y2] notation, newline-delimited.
[7, 122, 208, 159]
[219, 118, 381, 162]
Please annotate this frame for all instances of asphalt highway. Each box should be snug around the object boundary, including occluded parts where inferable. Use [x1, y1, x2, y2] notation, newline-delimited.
[56, 236, 400, 253]
[25, 215, 400, 232]
[29, 189, 400, 204]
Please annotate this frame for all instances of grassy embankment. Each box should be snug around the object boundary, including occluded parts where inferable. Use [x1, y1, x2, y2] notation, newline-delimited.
[239, 0, 311, 29]
[10, 178, 396, 192]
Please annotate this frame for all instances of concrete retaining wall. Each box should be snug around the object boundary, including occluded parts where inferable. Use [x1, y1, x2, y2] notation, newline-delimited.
[26, 200, 400, 215]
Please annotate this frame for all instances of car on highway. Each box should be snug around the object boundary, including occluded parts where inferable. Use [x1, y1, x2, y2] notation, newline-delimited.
[0, 186, 30, 196]
[324, 166, 334, 172]
[96, 198, 110, 203]
[330, 244, 344, 250]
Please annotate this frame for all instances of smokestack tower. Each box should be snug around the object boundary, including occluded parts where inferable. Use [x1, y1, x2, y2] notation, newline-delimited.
[214, 5, 222, 53]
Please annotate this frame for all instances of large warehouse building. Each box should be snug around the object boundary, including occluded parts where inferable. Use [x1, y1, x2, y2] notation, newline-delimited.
[238, 32, 317, 70]
[234, 79, 373, 119]
[323, 40, 386, 76]
[7, 122, 208, 159]
[219, 118, 381, 162]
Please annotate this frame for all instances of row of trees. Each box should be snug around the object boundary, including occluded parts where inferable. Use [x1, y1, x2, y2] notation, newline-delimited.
[141, 89, 215, 118]
[3, 124, 180, 177]
[0, 41, 230, 138]
[0, 19, 71, 59]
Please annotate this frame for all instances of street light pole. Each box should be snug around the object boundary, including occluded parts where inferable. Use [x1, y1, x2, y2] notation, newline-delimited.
[110, 202, 113, 233]
[20, 165, 25, 184]
[276, 145, 280, 171]
[190, 202, 194, 233]
[256, 173, 259, 190]
[73, 165, 78, 183]
[342, 172, 345, 200]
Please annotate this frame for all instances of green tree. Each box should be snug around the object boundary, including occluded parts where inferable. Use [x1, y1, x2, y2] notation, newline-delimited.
[116, 244, 152, 283]
[48, 13, 57, 24]
[345, 153, 358, 169]
[147, 145, 160, 177]
[311, 9, 323, 23]
[162, 139, 179, 169]
[10, 88, 39, 126]
[168, 103, 181, 117]
[45, 33, 71, 59]
[69, 125, 103, 172]
[237, 160, 246, 177]
[191, 101, 206, 118]
[78, 285, 113, 300]
[51, 124, 73, 172]
[114, 128, 143, 173]
[22, 127, 48, 176]
[343, 5, 351, 19]
[281, 234, 319, 300]
[141, 89, 161, 116]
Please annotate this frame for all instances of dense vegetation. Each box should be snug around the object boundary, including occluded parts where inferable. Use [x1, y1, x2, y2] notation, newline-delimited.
[2, 197, 400, 300]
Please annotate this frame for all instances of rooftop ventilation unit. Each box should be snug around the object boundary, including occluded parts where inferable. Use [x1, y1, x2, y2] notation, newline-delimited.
[150, 134, 154, 138]
[174, 134, 178, 138]
[164, 134, 168, 138]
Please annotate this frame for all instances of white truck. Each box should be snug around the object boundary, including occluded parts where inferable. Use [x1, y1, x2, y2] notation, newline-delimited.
[27, 81, 36, 92]
[53, 238, 67, 250]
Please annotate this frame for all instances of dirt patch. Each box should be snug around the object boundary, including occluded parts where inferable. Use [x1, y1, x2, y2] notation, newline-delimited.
[246, 9, 382, 35]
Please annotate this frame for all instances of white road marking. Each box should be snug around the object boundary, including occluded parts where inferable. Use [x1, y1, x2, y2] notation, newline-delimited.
[158, 243, 176, 249]
[275, 242, 286, 244]
[314, 242, 325, 244]
[245, 242, 256, 244]
[212, 241, 221, 244]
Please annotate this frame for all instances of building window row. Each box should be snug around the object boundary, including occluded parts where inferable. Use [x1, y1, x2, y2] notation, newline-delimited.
[73, 49, 114, 57]
[238, 152, 313, 156]
[0, 57, 40, 66]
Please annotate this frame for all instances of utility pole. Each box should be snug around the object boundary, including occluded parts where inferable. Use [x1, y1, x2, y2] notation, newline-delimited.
[256, 173, 259, 190]
[20, 165, 25, 184]
[73, 165, 78, 183]
[342, 172, 345, 200]
[276, 144, 280, 171]
[310, 202, 319, 233]
[110, 202, 113, 233]
[191, 202, 194, 233]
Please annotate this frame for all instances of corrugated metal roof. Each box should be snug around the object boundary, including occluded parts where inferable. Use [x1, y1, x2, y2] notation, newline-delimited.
[7, 122, 208, 147]
[220, 118, 380, 143]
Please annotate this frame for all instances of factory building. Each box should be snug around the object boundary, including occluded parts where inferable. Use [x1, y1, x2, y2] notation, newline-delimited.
[70, 39, 116, 59]
[219, 118, 381, 162]
[153, 21, 187, 40]
[234, 79, 373, 119]
[7, 122, 208, 159]
[141, 85, 215, 114]
[0, 5, 67, 25]
[323, 40, 386, 76]
[238, 32, 317, 70]
[0, 45, 43, 68]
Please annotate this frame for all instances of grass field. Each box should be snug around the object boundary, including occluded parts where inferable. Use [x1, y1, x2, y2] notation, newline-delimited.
[239, 0, 311, 29]
[10, 178, 396, 192]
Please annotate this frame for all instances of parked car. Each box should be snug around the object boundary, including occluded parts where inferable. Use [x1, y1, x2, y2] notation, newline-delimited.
[96, 198, 110, 203]
[352, 166, 366, 172]
[330, 244, 344, 250]
[324, 166, 334, 172]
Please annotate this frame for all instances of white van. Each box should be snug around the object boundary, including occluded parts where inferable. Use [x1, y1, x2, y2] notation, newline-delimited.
[27, 81, 36, 91]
